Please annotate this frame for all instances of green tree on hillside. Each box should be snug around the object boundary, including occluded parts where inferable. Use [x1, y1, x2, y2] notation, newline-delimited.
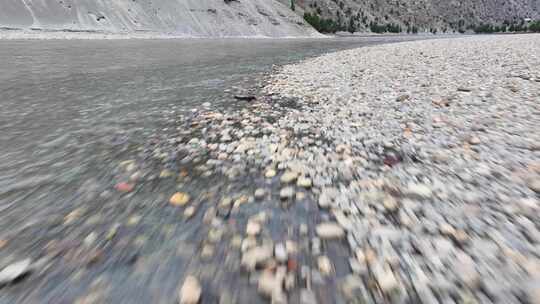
[348, 17, 356, 33]
[530, 20, 540, 32]
[304, 12, 340, 33]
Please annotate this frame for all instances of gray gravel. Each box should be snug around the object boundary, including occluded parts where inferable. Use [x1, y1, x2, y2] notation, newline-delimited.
[256, 34, 540, 303]
[79, 34, 539, 303]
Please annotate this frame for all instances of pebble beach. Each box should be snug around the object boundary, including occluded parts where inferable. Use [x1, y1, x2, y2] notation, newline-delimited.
[169, 34, 540, 303]
[255, 34, 540, 303]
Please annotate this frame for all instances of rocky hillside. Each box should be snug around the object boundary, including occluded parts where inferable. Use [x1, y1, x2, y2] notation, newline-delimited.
[296, 0, 540, 33]
[0, 0, 319, 37]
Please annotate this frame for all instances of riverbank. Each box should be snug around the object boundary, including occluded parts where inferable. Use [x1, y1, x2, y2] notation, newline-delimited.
[159, 34, 540, 303]
[0, 28, 326, 40]
[0, 28, 188, 40]
[255, 34, 540, 302]
[0, 27, 452, 40]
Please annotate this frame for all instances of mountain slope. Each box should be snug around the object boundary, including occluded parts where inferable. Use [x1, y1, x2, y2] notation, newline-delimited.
[0, 0, 319, 37]
[298, 0, 540, 33]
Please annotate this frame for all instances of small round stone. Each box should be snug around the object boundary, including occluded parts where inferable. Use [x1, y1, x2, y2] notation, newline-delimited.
[527, 178, 540, 193]
[317, 256, 333, 275]
[170, 192, 190, 206]
[254, 188, 266, 199]
[280, 187, 295, 200]
[316, 222, 345, 239]
[265, 169, 277, 178]
[297, 177, 312, 188]
[468, 136, 481, 145]
[178, 276, 201, 304]
[183, 206, 196, 219]
[275, 243, 288, 262]
[246, 221, 262, 236]
[280, 171, 298, 184]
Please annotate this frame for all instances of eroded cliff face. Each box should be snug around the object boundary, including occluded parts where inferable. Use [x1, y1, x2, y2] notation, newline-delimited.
[0, 0, 319, 37]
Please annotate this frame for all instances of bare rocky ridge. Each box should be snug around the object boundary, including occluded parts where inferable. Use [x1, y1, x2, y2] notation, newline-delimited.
[295, 0, 540, 32]
[0, 0, 319, 38]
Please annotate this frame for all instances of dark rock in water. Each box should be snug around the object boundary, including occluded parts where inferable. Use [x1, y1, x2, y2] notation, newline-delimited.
[234, 95, 257, 101]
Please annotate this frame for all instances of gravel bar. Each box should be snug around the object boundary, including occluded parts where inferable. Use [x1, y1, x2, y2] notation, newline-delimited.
[151, 34, 540, 304]
[257, 34, 540, 303]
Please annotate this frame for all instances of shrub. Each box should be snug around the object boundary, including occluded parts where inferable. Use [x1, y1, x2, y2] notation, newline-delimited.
[304, 12, 341, 33]
[348, 16, 356, 33]
[473, 24, 495, 33]
[529, 20, 540, 32]
[472, 20, 540, 33]
[370, 22, 401, 33]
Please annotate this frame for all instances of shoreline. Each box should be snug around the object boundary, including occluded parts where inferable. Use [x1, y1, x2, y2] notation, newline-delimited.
[1, 26, 536, 41]
[255, 33, 540, 302]
[0, 28, 327, 40]
[0, 27, 459, 40]
[160, 33, 540, 303]
[114, 33, 537, 303]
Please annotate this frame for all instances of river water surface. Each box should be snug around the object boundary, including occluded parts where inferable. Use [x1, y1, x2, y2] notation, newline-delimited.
[0, 36, 427, 303]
